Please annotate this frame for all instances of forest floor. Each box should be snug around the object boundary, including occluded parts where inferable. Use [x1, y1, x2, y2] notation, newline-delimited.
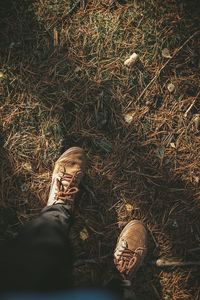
[0, 0, 200, 299]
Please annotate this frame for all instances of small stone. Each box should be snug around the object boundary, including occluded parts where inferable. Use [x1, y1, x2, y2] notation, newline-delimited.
[146, 100, 151, 106]
[167, 83, 175, 93]
[20, 183, 28, 192]
[172, 220, 178, 228]
[9, 42, 15, 48]
[74, 66, 81, 73]
[0, 71, 4, 78]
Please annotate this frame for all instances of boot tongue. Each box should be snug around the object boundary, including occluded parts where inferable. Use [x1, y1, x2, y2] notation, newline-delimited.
[61, 178, 71, 190]
[55, 173, 78, 202]
[58, 172, 74, 188]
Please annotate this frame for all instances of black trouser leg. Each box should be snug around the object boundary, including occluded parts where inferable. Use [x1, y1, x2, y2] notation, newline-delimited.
[0, 204, 74, 293]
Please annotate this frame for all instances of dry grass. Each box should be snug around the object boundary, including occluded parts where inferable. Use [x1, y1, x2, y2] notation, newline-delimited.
[0, 0, 200, 299]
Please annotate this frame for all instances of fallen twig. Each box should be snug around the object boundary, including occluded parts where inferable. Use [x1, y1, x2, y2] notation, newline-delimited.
[151, 258, 200, 267]
[53, 28, 58, 47]
[184, 89, 200, 117]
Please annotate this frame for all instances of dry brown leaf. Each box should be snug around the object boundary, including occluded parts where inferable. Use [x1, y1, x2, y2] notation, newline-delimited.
[125, 203, 133, 213]
[170, 142, 176, 148]
[193, 176, 199, 184]
[80, 227, 89, 241]
[193, 114, 200, 131]
[22, 162, 32, 171]
[162, 48, 172, 59]
[124, 111, 135, 124]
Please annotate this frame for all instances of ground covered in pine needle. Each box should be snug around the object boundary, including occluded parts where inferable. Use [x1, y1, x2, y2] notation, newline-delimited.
[0, 0, 200, 299]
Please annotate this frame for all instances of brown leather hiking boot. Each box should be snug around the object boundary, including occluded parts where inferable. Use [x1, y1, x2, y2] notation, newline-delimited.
[114, 220, 147, 281]
[47, 147, 86, 207]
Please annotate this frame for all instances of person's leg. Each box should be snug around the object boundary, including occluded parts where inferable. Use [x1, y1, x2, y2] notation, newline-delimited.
[0, 204, 73, 292]
[0, 147, 86, 293]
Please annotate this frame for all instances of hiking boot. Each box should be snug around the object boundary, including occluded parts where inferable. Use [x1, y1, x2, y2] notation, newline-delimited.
[114, 220, 147, 280]
[47, 147, 86, 207]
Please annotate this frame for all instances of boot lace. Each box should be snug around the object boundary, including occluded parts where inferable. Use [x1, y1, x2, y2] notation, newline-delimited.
[114, 240, 144, 275]
[55, 171, 82, 202]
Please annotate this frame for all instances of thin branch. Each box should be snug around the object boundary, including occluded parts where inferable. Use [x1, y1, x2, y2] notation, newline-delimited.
[184, 89, 200, 117]
[151, 258, 200, 267]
